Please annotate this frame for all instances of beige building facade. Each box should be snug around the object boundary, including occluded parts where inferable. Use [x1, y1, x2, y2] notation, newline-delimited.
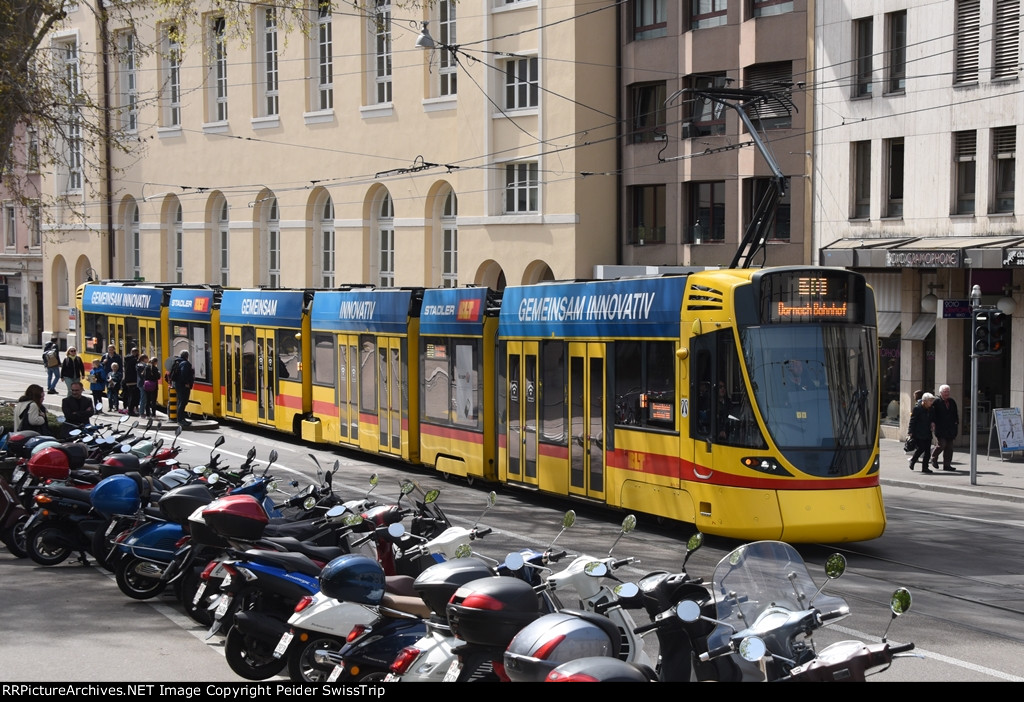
[40, 1, 618, 346]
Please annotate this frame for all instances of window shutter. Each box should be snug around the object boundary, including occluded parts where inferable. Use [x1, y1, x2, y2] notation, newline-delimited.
[993, 0, 1020, 80]
[955, 0, 981, 83]
[743, 62, 793, 123]
[955, 131, 976, 161]
[993, 127, 1016, 158]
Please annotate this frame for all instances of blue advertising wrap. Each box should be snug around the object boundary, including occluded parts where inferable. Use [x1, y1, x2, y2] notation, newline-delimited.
[220, 289, 305, 327]
[310, 289, 414, 333]
[420, 288, 489, 335]
[168, 289, 215, 322]
[82, 284, 163, 317]
[498, 277, 689, 339]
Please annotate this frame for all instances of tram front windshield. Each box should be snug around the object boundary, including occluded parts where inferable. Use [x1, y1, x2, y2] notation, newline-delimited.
[742, 324, 878, 477]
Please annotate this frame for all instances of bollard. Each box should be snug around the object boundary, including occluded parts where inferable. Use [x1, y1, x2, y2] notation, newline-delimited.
[167, 385, 178, 423]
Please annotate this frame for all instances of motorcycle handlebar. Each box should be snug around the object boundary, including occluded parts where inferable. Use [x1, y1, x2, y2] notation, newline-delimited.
[889, 642, 915, 655]
[612, 557, 636, 570]
[544, 549, 568, 564]
[699, 643, 734, 662]
[473, 527, 492, 539]
[819, 608, 848, 623]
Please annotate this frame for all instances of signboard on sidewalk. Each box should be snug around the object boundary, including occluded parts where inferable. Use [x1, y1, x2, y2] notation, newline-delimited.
[991, 407, 1024, 459]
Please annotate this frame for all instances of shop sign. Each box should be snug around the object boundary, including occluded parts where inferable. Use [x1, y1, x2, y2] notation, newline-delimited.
[941, 299, 971, 319]
[885, 250, 961, 268]
[1003, 249, 1024, 266]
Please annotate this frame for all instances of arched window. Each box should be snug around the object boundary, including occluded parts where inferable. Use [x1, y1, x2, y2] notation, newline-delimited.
[124, 200, 140, 279]
[264, 198, 280, 287]
[441, 190, 457, 288]
[317, 195, 335, 287]
[174, 203, 183, 282]
[218, 199, 230, 285]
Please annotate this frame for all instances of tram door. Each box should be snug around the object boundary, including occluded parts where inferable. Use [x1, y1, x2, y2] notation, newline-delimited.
[337, 336, 359, 444]
[221, 325, 276, 425]
[137, 320, 159, 363]
[505, 341, 539, 486]
[105, 319, 125, 355]
[568, 342, 606, 499]
[376, 336, 404, 457]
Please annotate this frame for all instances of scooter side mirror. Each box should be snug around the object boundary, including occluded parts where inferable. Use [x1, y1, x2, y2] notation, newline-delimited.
[387, 523, 405, 539]
[325, 505, 346, 519]
[676, 600, 702, 623]
[584, 561, 608, 578]
[738, 636, 767, 663]
[890, 587, 912, 616]
[214, 435, 226, 449]
[504, 552, 525, 571]
[613, 582, 640, 600]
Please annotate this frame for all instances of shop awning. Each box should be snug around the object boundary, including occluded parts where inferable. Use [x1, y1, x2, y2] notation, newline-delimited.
[902, 314, 937, 341]
[877, 311, 901, 338]
[820, 235, 1024, 269]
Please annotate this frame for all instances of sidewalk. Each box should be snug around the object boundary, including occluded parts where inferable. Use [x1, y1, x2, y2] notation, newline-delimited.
[2, 343, 1023, 504]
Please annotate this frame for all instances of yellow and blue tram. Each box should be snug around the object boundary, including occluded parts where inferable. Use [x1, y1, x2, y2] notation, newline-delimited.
[75, 266, 885, 542]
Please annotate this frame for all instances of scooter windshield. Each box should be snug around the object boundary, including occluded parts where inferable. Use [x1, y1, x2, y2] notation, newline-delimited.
[705, 541, 849, 655]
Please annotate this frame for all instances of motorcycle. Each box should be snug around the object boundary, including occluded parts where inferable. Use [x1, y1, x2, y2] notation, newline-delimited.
[282, 491, 498, 683]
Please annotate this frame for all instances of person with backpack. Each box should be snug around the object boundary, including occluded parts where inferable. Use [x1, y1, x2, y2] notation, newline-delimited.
[42, 341, 62, 395]
[88, 358, 108, 410]
[170, 351, 195, 427]
[139, 355, 161, 418]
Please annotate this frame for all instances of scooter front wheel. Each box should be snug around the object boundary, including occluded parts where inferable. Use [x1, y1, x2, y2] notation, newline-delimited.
[115, 556, 168, 600]
[26, 523, 73, 566]
[288, 635, 346, 683]
[225, 624, 288, 680]
[1, 513, 30, 559]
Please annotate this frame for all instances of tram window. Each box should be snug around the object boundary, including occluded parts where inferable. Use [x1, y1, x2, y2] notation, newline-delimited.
[691, 329, 766, 449]
[170, 323, 210, 383]
[242, 328, 257, 393]
[84, 314, 107, 354]
[313, 333, 335, 385]
[422, 337, 481, 430]
[277, 330, 300, 381]
[540, 341, 566, 445]
[614, 340, 675, 431]
[124, 318, 139, 359]
[359, 335, 377, 412]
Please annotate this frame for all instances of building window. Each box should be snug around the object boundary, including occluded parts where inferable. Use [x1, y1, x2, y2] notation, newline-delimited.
[441, 190, 458, 288]
[954, 0, 980, 84]
[886, 11, 907, 93]
[686, 73, 728, 137]
[746, 178, 790, 241]
[504, 56, 538, 110]
[630, 82, 666, 143]
[119, 32, 138, 131]
[633, 0, 667, 40]
[27, 129, 39, 173]
[688, 181, 726, 243]
[852, 140, 871, 219]
[174, 204, 184, 283]
[315, 1, 333, 110]
[629, 185, 666, 245]
[992, 126, 1016, 213]
[210, 17, 228, 121]
[374, 1, 392, 104]
[743, 62, 793, 128]
[954, 131, 977, 215]
[30, 203, 41, 248]
[60, 39, 83, 191]
[128, 202, 140, 278]
[261, 9, 279, 116]
[267, 198, 280, 287]
[318, 196, 335, 288]
[752, 0, 792, 17]
[691, 0, 728, 30]
[885, 137, 904, 217]
[4, 204, 14, 248]
[993, 0, 1020, 81]
[163, 28, 181, 127]
[853, 17, 873, 98]
[438, 0, 457, 96]
[377, 194, 394, 287]
[505, 161, 539, 213]
[218, 200, 229, 285]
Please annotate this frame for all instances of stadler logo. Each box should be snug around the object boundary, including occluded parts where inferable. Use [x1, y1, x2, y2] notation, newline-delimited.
[193, 297, 210, 312]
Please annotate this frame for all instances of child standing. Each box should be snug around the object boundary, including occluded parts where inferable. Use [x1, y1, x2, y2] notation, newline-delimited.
[88, 359, 108, 411]
[107, 362, 123, 413]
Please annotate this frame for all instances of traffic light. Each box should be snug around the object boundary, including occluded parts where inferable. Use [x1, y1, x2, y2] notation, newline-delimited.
[989, 310, 1010, 355]
[974, 309, 991, 355]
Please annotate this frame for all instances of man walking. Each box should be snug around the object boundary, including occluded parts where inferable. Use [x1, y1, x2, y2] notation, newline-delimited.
[123, 347, 141, 416]
[42, 340, 61, 394]
[930, 384, 960, 471]
[171, 351, 195, 427]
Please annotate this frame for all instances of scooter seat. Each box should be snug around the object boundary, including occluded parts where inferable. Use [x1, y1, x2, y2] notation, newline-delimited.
[380, 592, 432, 620]
[241, 549, 325, 578]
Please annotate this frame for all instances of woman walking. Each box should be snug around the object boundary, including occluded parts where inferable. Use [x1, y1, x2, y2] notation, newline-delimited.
[908, 392, 936, 474]
[140, 355, 162, 418]
[60, 347, 86, 395]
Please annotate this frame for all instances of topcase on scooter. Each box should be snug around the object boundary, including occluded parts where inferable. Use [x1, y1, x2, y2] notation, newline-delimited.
[159, 483, 215, 524]
[413, 558, 495, 620]
[201, 494, 269, 541]
[446, 576, 540, 647]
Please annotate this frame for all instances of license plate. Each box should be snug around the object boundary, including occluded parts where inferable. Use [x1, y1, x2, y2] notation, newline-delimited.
[442, 658, 462, 682]
[273, 630, 293, 659]
[23, 512, 39, 531]
[11, 468, 24, 483]
[221, 573, 232, 588]
[383, 673, 400, 682]
[105, 520, 118, 536]
[214, 594, 232, 619]
[327, 663, 344, 683]
[192, 581, 207, 605]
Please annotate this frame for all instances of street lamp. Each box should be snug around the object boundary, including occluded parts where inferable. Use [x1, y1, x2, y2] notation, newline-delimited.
[970, 284, 981, 485]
